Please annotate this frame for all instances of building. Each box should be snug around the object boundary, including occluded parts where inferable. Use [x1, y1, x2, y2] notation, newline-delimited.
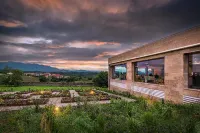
[44, 73, 51, 78]
[108, 26, 200, 103]
[51, 74, 63, 79]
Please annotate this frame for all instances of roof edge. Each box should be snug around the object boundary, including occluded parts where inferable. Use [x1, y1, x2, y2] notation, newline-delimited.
[109, 24, 200, 60]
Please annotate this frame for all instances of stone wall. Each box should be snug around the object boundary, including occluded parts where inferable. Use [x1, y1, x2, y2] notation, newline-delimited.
[108, 27, 200, 103]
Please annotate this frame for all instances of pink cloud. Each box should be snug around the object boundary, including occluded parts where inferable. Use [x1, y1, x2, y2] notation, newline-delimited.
[0, 20, 27, 28]
[68, 41, 120, 48]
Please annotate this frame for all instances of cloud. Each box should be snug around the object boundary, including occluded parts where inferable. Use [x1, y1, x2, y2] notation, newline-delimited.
[0, 20, 27, 28]
[0, 35, 52, 44]
[68, 41, 120, 48]
[0, 0, 200, 70]
[42, 60, 108, 71]
[94, 50, 127, 59]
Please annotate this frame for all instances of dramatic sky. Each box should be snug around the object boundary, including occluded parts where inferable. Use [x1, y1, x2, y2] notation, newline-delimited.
[0, 0, 200, 71]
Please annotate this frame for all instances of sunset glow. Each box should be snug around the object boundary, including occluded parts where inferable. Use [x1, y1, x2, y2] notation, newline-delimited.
[0, 0, 200, 71]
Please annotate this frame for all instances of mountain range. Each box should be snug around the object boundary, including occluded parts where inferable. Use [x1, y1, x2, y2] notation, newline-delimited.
[0, 62, 97, 72]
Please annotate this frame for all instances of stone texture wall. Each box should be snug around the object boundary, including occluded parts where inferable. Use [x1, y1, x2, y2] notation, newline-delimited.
[108, 26, 200, 103]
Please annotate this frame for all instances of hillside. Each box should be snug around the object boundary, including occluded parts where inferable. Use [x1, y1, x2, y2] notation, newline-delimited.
[0, 62, 98, 72]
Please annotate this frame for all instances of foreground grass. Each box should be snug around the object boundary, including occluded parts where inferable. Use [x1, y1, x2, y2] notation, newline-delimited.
[0, 99, 200, 133]
[0, 86, 104, 92]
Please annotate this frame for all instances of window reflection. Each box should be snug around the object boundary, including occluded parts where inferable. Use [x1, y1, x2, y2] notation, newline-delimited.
[135, 58, 164, 84]
[113, 64, 127, 80]
[188, 53, 200, 89]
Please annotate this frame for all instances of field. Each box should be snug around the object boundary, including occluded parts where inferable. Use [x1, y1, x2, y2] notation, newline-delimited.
[22, 76, 40, 82]
[0, 86, 100, 92]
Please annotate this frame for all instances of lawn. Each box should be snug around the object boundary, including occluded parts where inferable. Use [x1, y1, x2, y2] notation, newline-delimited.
[22, 76, 40, 82]
[0, 99, 200, 133]
[0, 86, 102, 92]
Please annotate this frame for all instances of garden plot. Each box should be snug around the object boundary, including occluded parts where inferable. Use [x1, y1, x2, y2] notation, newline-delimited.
[75, 90, 121, 101]
[0, 89, 131, 111]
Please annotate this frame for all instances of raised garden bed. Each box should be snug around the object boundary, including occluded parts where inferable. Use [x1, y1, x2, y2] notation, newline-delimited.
[40, 90, 70, 98]
[76, 90, 121, 101]
[0, 94, 30, 99]
[0, 98, 49, 106]
[61, 97, 75, 103]
[78, 90, 108, 96]
[99, 95, 121, 101]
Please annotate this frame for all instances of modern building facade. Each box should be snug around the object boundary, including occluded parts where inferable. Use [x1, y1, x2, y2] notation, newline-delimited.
[108, 26, 200, 103]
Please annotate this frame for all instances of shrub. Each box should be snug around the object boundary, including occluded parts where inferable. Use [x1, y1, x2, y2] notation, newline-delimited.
[0, 100, 200, 133]
[93, 71, 108, 87]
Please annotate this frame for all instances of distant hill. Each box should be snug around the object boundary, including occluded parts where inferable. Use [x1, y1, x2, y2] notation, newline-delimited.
[0, 62, 98, 72]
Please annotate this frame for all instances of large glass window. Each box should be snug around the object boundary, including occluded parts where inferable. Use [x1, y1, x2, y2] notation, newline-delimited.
[112, 64, 127, 80]
[134, 58, 164, 84]
[188, 53, 200, 89]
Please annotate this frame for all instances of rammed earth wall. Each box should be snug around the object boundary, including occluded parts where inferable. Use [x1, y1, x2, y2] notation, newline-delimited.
[108, 26, 200, 103]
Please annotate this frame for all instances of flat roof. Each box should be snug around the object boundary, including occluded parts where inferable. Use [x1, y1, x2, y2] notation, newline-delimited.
[109, 26, 200, 64]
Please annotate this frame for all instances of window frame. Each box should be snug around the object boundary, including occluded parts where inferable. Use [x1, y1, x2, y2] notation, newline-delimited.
[188, 52, 200, 89]
[112, 64, 127, 80]
[134, 57, 165, 85]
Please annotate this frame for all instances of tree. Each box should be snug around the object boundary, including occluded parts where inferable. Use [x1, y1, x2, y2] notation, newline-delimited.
[39, 75, 48, 82]
[93, 71, 108, 87]
[65, 76, 76, 83]
[2, 69, 23, 86]
[2, 66, 12, 74]
[0, 75, 6, 85]
[11, 69, 23, 86]
[51, 76, 59, 82]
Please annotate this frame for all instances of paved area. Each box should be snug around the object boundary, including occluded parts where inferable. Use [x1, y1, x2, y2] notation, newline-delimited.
[48, 97, 62, 105]
[69, 90, 80, 97]
[22, 93, 32, 97]
[0, 92, 18, 95]
[52, 92, 60, 95]
[30, 95, 41, 99]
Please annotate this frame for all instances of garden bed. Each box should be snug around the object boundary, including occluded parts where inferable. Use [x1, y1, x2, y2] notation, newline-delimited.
[0, 94, 30, 99]
[99, 95, 121, 101]
[77, 90, 121, 101]
[40, 90, 70, 98]
[78, 90, 108, 96]
[62, 95, 121, 103]
[0, 98, 49, 106]
[61, 97, 75, 103]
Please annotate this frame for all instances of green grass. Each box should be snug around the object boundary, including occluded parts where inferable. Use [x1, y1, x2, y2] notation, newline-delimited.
[0, 100, 200, 133]
[0, 86, 103, 92]
[22, 76, 40, 82]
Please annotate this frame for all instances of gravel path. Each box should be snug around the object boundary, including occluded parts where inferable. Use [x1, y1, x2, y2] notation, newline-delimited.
[0, 100, 111, 112]
[69, 90, 80, 97]
[48, 97, 62, 105]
